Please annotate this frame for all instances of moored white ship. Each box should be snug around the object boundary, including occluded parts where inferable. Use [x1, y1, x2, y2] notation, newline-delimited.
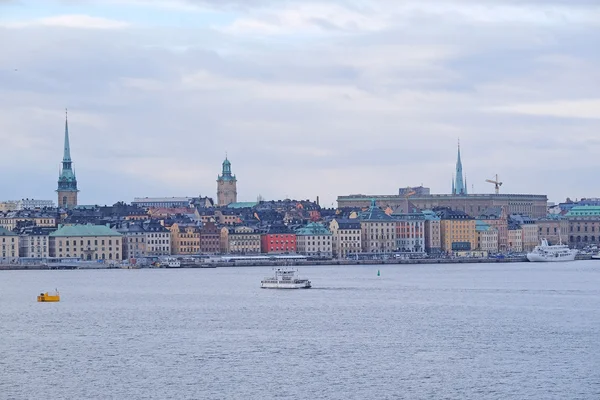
[261, 268, 311, 289]
[526, 238, 577, 262]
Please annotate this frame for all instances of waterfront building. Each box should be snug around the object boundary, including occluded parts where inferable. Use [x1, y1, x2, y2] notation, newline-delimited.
[475, 221, 499, 253]
[217, 157, 237, 207]
[0, 227, 19, 260]
[565, 206, 600, 248]
[169, 223, 200, 255]
[169, 223, 199, 255]
[200, 221, 221, 254]
[452, 141, 468, 195]
[133, 197, 193, 208]
[220, 226, 261, 254]
[507, 223, 523, 252]
[117, 221, 171, 259]
[0, 210, 57, 231]
[19, 226, 52, 258]
[260, 224, 297, 254]
[56, 111, 79, 209]
[295, 222, 333, 257]
[421, 210, 442, 255]
[329, 219, 361, 259]
[478, 207, 508, 252]
[510, 214, 538, 252]
[392, 211, 425, 253]
[436, 208, 477, 253]
[536, 215, 569, 246]
[49, 224, 122, 261]
[358, 200, 397, 253]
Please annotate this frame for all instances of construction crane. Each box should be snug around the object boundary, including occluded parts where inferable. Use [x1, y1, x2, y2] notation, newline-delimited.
[485, 174, 503, 194]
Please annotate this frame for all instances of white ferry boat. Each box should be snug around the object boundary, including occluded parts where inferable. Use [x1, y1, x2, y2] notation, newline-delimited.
[526, 238, 577, 262]
[261, 268, 311, 289]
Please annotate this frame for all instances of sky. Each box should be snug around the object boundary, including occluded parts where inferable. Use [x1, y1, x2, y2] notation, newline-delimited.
[0, 0, 599, 207]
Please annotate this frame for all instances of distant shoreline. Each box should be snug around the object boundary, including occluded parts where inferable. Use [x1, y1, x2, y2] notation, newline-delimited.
[1, 255, 594, 270]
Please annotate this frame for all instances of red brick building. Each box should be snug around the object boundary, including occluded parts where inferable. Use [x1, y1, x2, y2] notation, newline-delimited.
[261, 224, 297, 253]
[200, 221, 220, 254]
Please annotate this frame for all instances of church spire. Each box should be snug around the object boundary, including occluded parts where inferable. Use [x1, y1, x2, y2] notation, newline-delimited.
[453, 139, 466, 195]
[63, 108, 72, 163]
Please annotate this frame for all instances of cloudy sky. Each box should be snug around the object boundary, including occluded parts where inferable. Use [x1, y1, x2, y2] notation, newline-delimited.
[0, 0, 598, 207]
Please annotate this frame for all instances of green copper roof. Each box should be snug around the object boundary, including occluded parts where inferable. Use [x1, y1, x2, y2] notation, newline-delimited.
[0, 227, 17, 236]
[227, 202, 258, 209]
[295, 222, 332, 236]
[50, 224, 122, 237]
[218, 156, 236, 182]
[566, 206, 600, 217]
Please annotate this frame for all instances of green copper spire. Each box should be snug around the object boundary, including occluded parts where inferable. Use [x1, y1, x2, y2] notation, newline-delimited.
[453, 139, 466, 195]
[57, 109, 78, 193]
[63, 108, 71, 163]
[218, 155, 236, 182]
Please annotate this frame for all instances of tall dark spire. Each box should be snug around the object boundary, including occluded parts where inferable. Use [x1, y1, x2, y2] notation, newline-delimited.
[57, 109, 78, 194]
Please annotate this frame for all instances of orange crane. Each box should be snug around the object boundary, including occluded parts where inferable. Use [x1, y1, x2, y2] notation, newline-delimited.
[485, 174, 503, 194]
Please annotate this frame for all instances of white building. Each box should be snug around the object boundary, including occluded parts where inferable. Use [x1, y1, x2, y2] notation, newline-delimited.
[295, 222, 332, 257]
[19, 227, 52, 258]
[6, 199, 55, 210]
[476, 221, 499, 253]
[329, 219, 362, 259]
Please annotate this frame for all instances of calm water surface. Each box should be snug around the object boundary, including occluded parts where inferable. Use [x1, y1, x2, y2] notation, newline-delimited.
[1, 262, 599, 399]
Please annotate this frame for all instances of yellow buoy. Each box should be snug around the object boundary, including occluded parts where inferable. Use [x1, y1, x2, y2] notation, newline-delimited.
[37, 290, 60, 302]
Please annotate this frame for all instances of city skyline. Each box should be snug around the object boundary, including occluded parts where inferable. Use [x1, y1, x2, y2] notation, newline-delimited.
[1, 0, 599, 206]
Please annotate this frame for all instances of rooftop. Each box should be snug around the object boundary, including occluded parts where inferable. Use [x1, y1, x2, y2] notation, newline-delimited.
[50, 224, 122, 237]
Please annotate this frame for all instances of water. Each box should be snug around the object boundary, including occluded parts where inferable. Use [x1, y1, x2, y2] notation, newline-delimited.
[1, 262, 600, 399]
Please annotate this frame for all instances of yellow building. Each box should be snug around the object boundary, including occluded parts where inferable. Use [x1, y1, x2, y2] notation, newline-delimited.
[0, 211, 57, 231]
[437, 209, 477, 253]
[49, 224, 122, 261]
[169, 223, 200, 255]
[1, 227, 19, 260]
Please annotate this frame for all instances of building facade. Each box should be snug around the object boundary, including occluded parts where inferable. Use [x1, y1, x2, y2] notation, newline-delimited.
[329, 219, 361, 259]
[132, 197, 193, 208]
[1, 227, 19, 261]
[507, 224, 523, 252]
[260, 224, 297, 254]
[437, 208, 477, 253]
[565, 206, 600, 248]
[537, 216, 569, 246]
[359, 200, 397, 253]
[295, 222, 333, 257]
[217, 157, 237, 207]
[221, 226, 261, 254]
[49, 224, 122, 261]
[338, 193, 548, 219]
[393, 212, 425, 253]
[475, 221, 499, 253]
[200, 221, 221, 254]
[19, 227, 52, 258]
[169, 223, 201, 255]
[422, 210, 442, 255]
[56, 111, 79, 209]
[118, 221, 171, 259]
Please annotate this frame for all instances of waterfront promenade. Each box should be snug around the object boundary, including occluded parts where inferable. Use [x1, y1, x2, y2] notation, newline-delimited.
[0, 254, 594, 270]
